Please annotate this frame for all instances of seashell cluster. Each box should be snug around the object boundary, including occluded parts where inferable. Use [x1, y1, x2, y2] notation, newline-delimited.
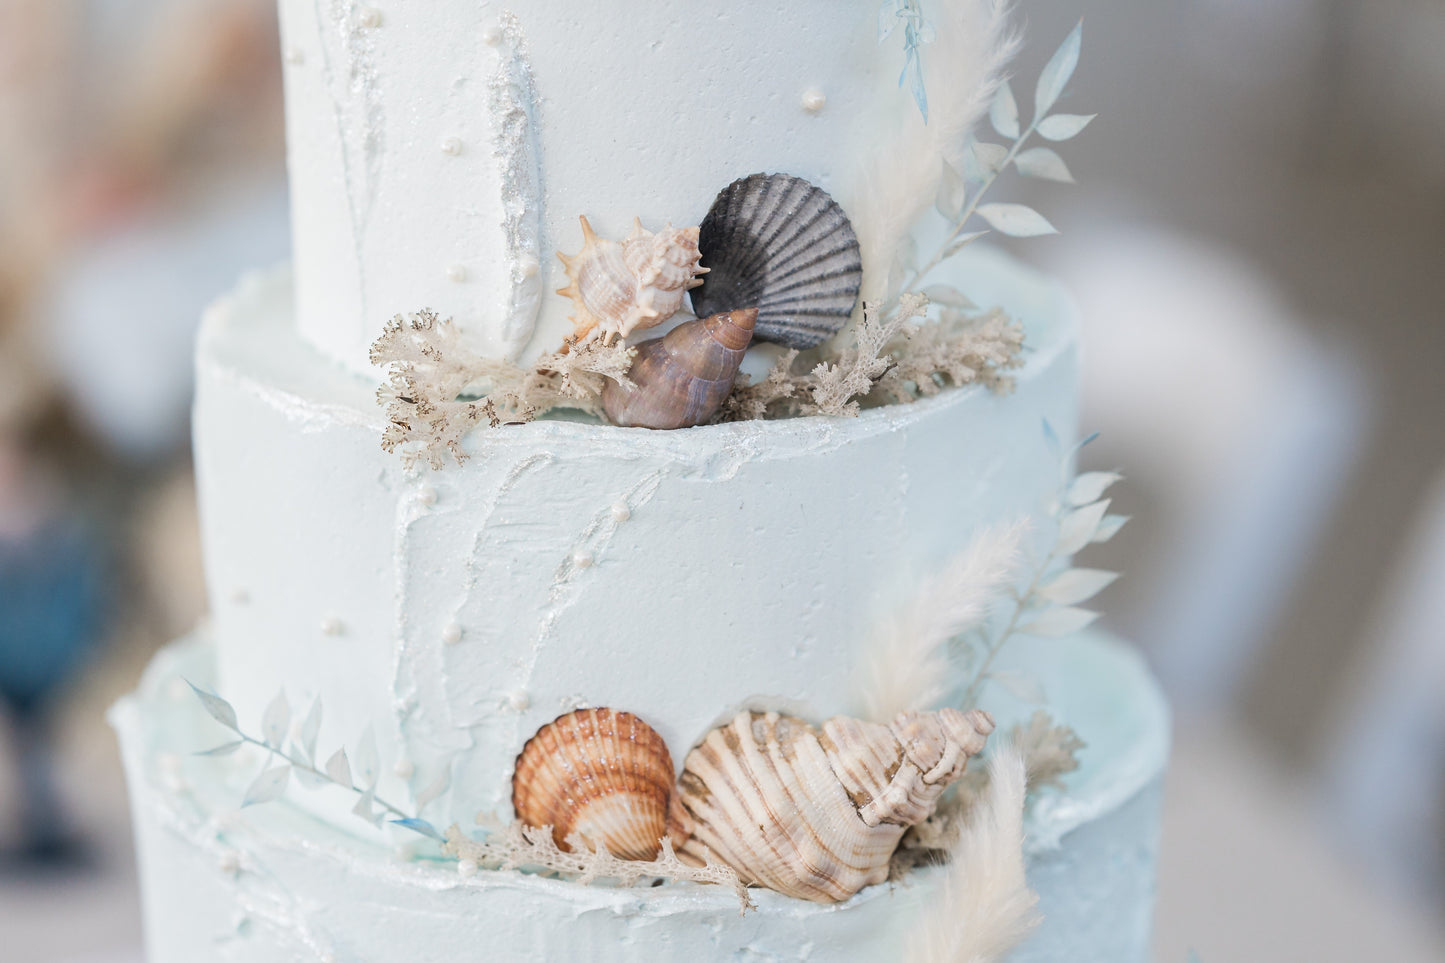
[668, 706, 994, 903]
[556, 216, 707, 345]
[601, 308, 757, 430]
[691, 173, 863, 351]
[512, 708, 675, 862]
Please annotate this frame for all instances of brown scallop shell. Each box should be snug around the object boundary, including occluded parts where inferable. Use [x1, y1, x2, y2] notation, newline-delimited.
[600, 307, 757, 430]
[512, 708, 675, 861]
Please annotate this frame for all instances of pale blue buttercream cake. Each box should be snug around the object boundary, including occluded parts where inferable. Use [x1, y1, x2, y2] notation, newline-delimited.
[113, 2, 1168, 960]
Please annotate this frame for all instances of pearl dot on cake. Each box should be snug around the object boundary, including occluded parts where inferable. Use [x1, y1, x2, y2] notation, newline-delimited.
[482, 24, 502, 46]
[283, 46, 305, 66]
[218, 850, 241, 875]
[801, 88, 827, 113]
[506, 689, 530, 712]
[359, 7, 383, 29]
[321, 617, 344, 637]
[442, 621, 463, 645]
[446, 263, 468, 283]
[571, 551, 594, 569]
[417, 485, 438, 507]
[610, 501, 631, 522]
[441, 137, 463, 156]
[393, 758, 415, 780]
[517, 255, 540, 278]
[457, 858, 479, 878]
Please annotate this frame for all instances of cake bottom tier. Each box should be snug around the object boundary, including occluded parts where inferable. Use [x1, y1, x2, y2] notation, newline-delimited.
[113, 632, 1167, 962]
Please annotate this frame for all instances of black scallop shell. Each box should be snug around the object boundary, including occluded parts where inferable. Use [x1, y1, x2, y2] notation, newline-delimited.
[690, 173, 863, 350]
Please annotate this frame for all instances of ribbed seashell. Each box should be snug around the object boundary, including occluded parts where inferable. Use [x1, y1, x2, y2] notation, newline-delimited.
[556, 216, 707, 345]
[600, 308, 757, 430]
[689, 173, 863, 350]
[512, 708, 675, 861]
[668, 707, 994, 903]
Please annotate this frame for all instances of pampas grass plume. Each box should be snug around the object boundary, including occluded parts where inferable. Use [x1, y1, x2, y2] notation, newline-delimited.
[907, 747, 1040, 963]
[858, 520, 1027, 722]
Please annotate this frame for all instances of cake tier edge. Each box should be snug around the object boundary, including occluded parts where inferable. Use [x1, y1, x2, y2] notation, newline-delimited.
[112, 628, 1168, 963]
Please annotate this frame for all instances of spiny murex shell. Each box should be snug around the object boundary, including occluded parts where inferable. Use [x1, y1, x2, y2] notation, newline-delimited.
[601, 307, 757, 430]
[512, 708, 675, 862]
[690, 172, 863, 351]
[668, 707, 994, 902]
[556, 216, 707, 345]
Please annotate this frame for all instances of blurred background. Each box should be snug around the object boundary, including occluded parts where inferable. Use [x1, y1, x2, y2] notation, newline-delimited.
[0, 0, 1441, 960]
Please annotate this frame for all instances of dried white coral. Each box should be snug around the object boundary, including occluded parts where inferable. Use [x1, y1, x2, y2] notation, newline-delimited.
[720, 293, 1023, 422]
[874, 307, 1025, 403]
[372, 296, 1022, 465]
[892, 712, 1084, 875]
[371, 310, 634, 468]
[800, 294, 929, 417]
[443, 822, 754, 914]
[372, 311, 493, 469]
[1011, 710, 1086, 793]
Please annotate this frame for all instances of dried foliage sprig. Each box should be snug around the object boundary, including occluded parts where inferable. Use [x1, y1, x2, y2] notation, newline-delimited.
[371, 310, 635, 468]
[956, 424, 1128, 710]
[857, 0, 1021, 305]
[189, 684, 451, 841]
[857, 520, 1028, 723]
[443, 824, 754, 914]
[901, 21, 1091, 302]
[877, 0, 938, 122]
[905, 748, 1040, 963]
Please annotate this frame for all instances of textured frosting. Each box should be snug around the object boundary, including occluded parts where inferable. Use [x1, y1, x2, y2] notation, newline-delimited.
[276, 0, 888, 371]
[195, 247, 1078, 832]
[114, 628, 1166, 962]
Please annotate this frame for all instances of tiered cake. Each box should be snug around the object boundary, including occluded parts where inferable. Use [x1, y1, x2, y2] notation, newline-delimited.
[113, 2, 1169, 960]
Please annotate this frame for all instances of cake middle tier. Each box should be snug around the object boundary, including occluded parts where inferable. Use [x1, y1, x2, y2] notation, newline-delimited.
[195, 248, 1077, 831]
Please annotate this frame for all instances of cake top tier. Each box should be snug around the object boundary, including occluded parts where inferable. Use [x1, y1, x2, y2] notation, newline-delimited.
[277, 1, 890, 373]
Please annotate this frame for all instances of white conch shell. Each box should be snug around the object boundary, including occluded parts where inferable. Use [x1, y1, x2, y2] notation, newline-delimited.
[668, 707, 994, 903]
[556, 216, 707, 345]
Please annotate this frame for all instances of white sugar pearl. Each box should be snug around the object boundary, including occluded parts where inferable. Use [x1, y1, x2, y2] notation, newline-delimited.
[610, 502, 631, 522]
[393, 758, 415, 779]
[458, 858, 479, 878]
[506, 689, 530, 712]
[517, 255, 540, 278]
[417, 485, 438, 507]
[359, 7, 383, 29]
[571, 551, 593, 569]
[446, 263, 468, 283]
[482, 25, 503, 46]
[801, 88, 827, 113]
[442, 621, 463, 645]
[441, 137, 463, 156]
[321, 617, 344, 637]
